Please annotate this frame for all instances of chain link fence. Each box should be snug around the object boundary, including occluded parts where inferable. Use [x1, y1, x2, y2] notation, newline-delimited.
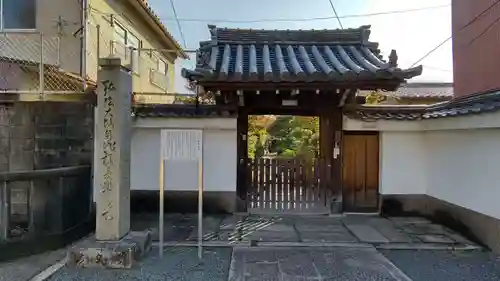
[0, 31, 90, 95]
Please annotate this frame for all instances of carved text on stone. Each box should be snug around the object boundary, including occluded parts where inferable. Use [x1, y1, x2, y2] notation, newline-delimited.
[100, 79, 116, 221]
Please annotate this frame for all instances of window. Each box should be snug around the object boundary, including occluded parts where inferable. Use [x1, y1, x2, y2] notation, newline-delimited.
[157, 59, 167, 75]
[112, 21, 141, 72]
[1, 0, 36, 30]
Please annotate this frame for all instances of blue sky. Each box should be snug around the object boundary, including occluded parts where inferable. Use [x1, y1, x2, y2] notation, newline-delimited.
[149, 0, 452, 92]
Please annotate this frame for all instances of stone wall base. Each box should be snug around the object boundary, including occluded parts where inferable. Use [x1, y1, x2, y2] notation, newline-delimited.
[131, 190, 240, 214]
[66, 231, 152, 269]
[381, 194, 500, 253]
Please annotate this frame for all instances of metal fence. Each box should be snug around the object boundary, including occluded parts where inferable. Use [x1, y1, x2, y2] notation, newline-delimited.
[87, 22, 181, 104]
[1, 26, 196, 104]
[0, 166, 92, 244]
[0, 31, 88, 95]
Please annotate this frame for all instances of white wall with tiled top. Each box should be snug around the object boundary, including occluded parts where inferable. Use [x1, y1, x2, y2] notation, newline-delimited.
[345, 111, 500, 220]
[129, 118, 237, 193]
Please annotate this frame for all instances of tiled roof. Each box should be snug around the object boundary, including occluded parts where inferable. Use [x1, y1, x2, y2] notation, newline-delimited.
[183, 25, 423, 83]
[131, 0, 187, 58]
[133, 104, 237, 118]
[358, 82, 453, 99]
[345, 89, 500, 121]
[391, 82, 453, 98]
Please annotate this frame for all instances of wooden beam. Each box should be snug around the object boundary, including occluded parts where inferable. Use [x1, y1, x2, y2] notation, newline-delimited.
[200, 80, 403, 92]
[338, 89, 349, 107]
[338, 89, 357, 107]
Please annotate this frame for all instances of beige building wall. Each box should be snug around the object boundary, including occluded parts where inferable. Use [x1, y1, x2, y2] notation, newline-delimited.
[37, 0, 83, 74]
[2, 0, 178, 99]
[87, 0, 176, 104]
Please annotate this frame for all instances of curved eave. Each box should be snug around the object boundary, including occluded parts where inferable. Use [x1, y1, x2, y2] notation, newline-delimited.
[182, 65, 423, 83]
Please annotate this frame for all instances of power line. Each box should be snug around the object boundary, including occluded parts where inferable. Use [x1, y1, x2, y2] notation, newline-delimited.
[158, 4, 449, 23]
[410, 0, 500, 67]
[169, 0, 187, 48]
[468, 14, 500, 45]
[410, 37, 451, 67]
[328, 0, 343, 29]
[423, 65, 453, 72]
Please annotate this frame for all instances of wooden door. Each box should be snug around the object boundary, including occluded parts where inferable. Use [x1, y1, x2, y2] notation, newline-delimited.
[247, 157, 329, 214]
[342, 132, 379, 212]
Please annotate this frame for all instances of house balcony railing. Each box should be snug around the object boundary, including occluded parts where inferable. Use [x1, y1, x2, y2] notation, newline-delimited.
[109, 40, 138, 73]
[0, 32, 90, 97]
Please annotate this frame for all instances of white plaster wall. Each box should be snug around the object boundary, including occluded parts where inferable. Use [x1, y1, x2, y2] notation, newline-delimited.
[130, 118, 237, 193]
[425, 129, 500, 219]
[379, 132, 427, 195]
[350, 113, 500, 220]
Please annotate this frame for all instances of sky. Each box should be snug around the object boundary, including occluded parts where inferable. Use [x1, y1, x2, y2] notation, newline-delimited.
[149, 0, 453, 93]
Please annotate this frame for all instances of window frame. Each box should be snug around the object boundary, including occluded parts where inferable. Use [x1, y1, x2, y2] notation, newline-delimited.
[0, 0, 37, 31]
[157, 58, 168, 75]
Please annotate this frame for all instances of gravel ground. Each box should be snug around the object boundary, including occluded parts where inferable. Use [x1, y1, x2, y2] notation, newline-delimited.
[229, 247, 411, 281]
[47, 247, 232, 281]
[0, 248, 67, 281]
[380, 249, 500, 281]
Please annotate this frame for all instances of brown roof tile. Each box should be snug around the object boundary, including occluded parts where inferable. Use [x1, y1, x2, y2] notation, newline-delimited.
[358, 82, 453, 99]
[345, 88, 500, 121]
[131, 0, 187, 58]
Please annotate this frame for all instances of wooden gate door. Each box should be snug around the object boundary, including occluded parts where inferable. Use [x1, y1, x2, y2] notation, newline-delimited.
[342, 132, 380, 212]
[247, 158, 330, 214]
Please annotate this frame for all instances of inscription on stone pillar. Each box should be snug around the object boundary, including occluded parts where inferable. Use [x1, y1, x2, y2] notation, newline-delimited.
[100, 80, 116, 222]
[95, 57, 131, 241]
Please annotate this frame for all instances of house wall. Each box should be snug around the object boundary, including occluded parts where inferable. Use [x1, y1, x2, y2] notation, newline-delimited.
[1, 0, 82, 80]
[452, 0, 500, 97]
[87, 0, 176, 103]
[1, 0, 177, 97]
[378, 131, 427, 195]
[425, 129, 500, 219]
[127, 117, 239, 213]
[344, 113, 500, 252]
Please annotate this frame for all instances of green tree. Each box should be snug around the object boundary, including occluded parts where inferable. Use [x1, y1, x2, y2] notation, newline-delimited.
[265, 116, 319, 160]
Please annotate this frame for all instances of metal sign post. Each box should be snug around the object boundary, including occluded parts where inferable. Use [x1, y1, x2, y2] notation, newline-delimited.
[158, 156, 165, 258]
[197, 147, 203, 259]
[159, 129, 203, 259]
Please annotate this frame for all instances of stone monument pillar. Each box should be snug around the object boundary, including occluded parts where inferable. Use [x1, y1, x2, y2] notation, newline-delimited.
[67, 57, 150, 269]
[94, 57, 132, 241]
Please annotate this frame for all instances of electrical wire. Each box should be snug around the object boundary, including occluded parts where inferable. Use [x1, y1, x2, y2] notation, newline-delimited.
[328, 0, 343, 29]
[467, 14, 500, 46]
[422, 65, 453, 72]
[410, 0, 500, 67]
[169, 0, 187, 48]
[90, 4, 449, 24]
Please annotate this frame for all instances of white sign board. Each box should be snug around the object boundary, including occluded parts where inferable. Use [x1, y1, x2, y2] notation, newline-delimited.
[161, 129, 202, 161]
[159, 129, 204, 259]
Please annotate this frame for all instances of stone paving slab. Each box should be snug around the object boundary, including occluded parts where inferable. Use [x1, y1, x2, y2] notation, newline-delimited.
[0, 248, 67, 281]
[245, 230, 300, 242]
[130, 214, 478, 248]
[47, 247, 232, 281]
[228, 247, 412, 281]
[345, 224, 390, 243]
[380, 249, 500, 281]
